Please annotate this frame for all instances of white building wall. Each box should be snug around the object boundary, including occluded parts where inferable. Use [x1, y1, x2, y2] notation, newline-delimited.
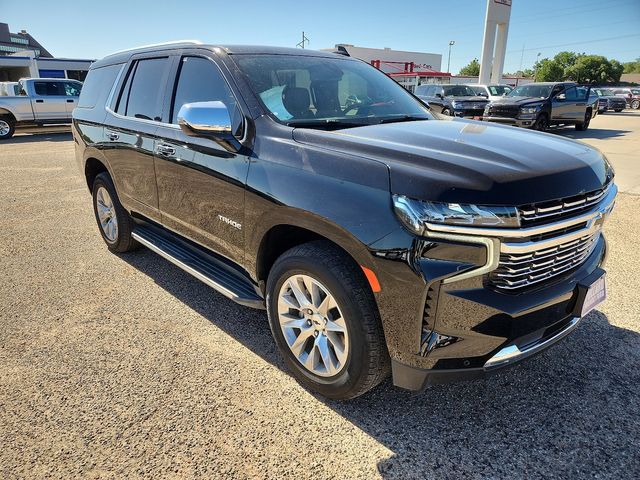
[326, 45, 442, 73]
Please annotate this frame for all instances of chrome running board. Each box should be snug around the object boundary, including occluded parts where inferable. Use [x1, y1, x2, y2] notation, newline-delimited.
[132, 225, 264, 309]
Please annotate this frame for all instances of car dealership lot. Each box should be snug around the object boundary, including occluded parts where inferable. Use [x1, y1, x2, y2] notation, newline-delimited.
[1, 114, 639, 479]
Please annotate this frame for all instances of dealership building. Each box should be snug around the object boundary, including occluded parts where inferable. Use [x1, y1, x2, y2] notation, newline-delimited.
[0, 22, 93, 82]
[324, 44, 450, 90]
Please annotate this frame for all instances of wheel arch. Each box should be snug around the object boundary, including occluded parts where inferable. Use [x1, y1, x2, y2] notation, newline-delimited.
[253, 215, 376, 293]
[0, 108, 17, 123]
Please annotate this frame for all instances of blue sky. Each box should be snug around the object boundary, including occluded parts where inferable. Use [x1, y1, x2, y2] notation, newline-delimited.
[3, 0, 639, 73]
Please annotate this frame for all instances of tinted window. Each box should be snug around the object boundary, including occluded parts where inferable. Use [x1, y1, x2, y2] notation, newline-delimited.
[118, 57, 168, 121]
[63, 81, 82, 97]
[78, 64, 122, 108]
[443, 85, 477, 97]
[34, 81, 66, 96]
[564, 87, 578, 101]
[171, 56, 238, 125]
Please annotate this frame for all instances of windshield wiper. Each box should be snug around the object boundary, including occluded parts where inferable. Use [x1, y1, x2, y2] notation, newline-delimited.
[286, 119, 368, 130]
[377, 115, 430, 125]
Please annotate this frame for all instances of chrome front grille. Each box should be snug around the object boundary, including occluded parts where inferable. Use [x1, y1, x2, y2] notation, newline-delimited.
[489, 230, 601, 290]
[518, 184, 611, 226]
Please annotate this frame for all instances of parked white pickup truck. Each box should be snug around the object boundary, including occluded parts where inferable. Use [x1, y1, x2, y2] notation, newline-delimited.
[0, 78, 82, 140]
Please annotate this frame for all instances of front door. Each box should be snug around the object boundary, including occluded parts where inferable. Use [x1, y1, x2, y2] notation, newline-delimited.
[154, 54, 249, 265]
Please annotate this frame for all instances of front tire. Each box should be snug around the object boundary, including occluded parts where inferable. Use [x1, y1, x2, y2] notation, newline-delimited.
[266, 241, 389, 400]
[575, 110, 591, 131]
[0, 117, 15, 140]
[441, 108, 452, 116]
[614, 108, 623, 112]
[534, 113, 549, 131]
[631, 100, 639, 110]
[92, 172, 139, 253]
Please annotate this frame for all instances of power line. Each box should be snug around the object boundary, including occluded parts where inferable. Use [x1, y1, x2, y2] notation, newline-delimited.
[506, 33, 640, 54]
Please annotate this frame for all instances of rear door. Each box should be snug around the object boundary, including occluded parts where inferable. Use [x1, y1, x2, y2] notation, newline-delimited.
[31, 80, 69, 121]
[153, 52, 249, 265]
[102, 55, 173, 223]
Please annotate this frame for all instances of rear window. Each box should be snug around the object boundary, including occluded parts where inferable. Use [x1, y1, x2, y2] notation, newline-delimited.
[78, 64, 123, 108]
[34, 81, 66, 96]
[116, 57, 169, 121]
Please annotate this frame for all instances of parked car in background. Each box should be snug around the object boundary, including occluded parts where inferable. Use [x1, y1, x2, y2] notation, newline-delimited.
[483, 82, 596, 131]
[592, 88, 627, 113]
[611, 87, 640, 109]
[0, 78, 82, 139]
[74, 42, 616, 400]
[466, 83, 513, 101]
[0, 81, 20, 96]
[414, 84, 488, 118]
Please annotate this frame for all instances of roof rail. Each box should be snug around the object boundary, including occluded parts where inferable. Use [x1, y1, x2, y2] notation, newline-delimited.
[105, 40, 204, 57]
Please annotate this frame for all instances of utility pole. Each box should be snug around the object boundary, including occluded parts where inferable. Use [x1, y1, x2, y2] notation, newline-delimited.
[533, 52, 541, 82]
[296, 31, 309, 49]
[447, 40, 455, 73]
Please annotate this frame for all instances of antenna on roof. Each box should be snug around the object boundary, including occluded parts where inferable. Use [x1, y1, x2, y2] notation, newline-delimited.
[296, 31, 309, 49]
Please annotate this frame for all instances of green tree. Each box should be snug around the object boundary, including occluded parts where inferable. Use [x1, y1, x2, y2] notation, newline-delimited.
[459, 58, 480, 76]
[565, 55, 623, 83]
[623, 58, 640, 74]
[535, 58, 564, 81]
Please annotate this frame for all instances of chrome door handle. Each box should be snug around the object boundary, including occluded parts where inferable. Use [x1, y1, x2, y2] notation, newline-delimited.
[106, 131, 119, 141]
[156, 144, 176, 156]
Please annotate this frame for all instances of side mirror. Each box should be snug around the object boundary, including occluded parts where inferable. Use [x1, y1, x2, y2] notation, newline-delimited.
[435, 93, 443, 99]
[177, 101, 240, 152]
[478, 92, 488, 98]
[555, 94, 566, 102]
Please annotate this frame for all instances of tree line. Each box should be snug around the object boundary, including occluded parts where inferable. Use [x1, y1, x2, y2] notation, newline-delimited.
[458, 51, 637, 83]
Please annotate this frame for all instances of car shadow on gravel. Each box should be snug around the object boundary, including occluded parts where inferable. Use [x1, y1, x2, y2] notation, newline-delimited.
[4, 131, 72, 144]
[121, 250, 639, 479]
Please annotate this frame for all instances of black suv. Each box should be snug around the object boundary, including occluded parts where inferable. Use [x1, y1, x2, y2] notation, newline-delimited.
[414, 84, 488, 118]
[483, 82, 597, 131]
[73, 43, 616, 400]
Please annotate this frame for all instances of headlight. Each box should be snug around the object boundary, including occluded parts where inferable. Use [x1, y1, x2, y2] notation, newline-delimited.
[393, 195, 520, 234]
[519, 105, 541, 115]
[452, 101, 464, 109]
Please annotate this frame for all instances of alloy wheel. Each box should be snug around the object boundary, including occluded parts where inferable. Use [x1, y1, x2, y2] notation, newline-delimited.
[0, 120, 10, 137]
[632, 100, 639, 110]
[277, 274, 349, 377]
[96, 186, 118, 242]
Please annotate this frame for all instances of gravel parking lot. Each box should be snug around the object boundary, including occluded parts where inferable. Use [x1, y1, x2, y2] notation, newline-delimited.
[1, 114, 639, 479]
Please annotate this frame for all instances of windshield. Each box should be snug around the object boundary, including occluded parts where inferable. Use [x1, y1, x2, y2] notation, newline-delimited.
[594, 88, 614, 96]
[487, 85, 512, 96]
[508, 84, 553, 98]
[443, 85, 477, 97]
[234, 54, 431, 128]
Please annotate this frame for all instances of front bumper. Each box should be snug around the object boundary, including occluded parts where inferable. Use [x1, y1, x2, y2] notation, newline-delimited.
[368, 184, 617, 391]
[483, 116, 536, 128]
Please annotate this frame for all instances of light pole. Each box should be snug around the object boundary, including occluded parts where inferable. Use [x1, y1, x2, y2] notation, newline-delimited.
[447, 40, 455, 73]
[533, 52, 541, 81]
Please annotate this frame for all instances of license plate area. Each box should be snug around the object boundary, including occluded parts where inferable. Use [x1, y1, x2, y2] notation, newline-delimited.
[573, 269, 607, 318]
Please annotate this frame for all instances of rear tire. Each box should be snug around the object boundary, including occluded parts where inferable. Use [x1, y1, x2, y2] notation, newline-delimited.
[0, 117, 15, 140]
[266, 241, 390, 400]
[92, 172, 139, 253]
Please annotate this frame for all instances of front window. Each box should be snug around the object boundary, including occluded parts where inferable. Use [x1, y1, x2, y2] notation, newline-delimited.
[508, 84, 553, 98]
[233, 54, 431, 129]
[442, 85, 477, 97]
[487, 85, 512, 96]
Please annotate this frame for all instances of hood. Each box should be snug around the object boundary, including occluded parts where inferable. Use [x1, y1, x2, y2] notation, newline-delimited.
[292, 119, 612, 205]
[490, 96, 546, 106]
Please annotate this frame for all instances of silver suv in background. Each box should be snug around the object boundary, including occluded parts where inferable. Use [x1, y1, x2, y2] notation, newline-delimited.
[466, 84, 513, 101]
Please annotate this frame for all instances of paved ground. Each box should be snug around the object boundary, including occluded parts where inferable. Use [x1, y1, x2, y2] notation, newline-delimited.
[1, 113, 639, 479]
